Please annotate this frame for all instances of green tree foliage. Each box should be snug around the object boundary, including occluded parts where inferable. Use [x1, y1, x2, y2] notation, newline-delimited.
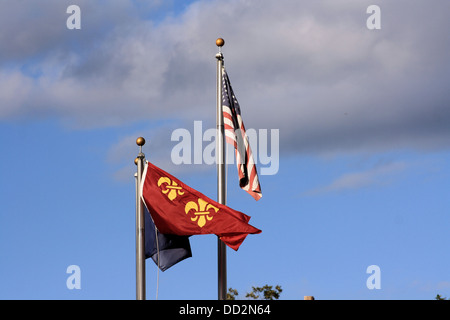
[226, 285, 283, 300]
[226, 288, 239, 300]
[245, 285, 283, 300]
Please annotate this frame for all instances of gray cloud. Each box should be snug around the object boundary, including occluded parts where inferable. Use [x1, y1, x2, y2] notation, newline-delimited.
[1, 0, 449, 155]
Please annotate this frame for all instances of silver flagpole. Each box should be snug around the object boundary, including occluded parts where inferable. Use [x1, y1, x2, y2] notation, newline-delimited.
[135, 137, 146, 300]
[215, 38, 227, 300]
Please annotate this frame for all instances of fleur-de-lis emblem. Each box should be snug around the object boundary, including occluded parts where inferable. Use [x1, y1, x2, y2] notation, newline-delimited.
[158, 177, 185, 201]
[185, 198, 219, 228]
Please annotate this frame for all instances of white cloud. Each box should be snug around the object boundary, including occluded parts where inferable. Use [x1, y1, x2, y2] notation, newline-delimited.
[304, 161, 407, 195]
[1, 0, 450, 154]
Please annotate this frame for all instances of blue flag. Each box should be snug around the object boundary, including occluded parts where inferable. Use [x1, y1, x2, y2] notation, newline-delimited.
[144, 207, 192, 271]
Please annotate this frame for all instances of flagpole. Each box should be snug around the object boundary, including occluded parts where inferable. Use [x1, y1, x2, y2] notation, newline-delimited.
[135, 137, 146, 300]
[216, 38, 227, 300]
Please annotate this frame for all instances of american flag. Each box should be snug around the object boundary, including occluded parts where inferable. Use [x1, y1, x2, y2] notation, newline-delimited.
[222, 66, 262, 201]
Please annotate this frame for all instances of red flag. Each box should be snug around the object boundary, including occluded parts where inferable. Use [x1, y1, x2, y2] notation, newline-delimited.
[140, 161, 261, 251]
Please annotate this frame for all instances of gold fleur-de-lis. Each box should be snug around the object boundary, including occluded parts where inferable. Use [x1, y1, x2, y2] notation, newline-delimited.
[185, 198, 219, 228]
[158, 177, 185, 201]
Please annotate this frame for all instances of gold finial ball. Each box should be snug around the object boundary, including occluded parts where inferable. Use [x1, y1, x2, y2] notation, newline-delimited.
[136, 137, 145, 146]
[134, 157, 139, 165]
[216, 38, 225, 47]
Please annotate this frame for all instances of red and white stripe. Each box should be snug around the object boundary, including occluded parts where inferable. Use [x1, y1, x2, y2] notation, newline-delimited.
[222, 68, 262, 201]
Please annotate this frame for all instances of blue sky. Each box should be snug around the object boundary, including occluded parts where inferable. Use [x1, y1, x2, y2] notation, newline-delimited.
[0, 0, 449, 300]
